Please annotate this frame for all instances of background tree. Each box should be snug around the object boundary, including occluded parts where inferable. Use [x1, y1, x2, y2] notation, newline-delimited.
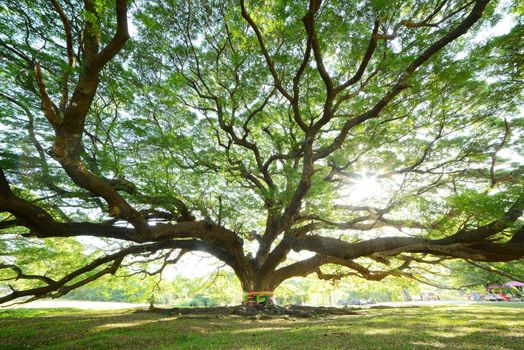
[449, 260, 524, 289]
[0, 0, 523, 305]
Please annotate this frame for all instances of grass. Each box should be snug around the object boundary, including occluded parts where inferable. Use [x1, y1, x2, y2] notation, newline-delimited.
[1, 304, 523, 349]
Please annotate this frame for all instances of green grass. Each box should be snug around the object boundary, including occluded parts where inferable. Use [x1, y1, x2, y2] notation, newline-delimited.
[1, 304, 523, 349]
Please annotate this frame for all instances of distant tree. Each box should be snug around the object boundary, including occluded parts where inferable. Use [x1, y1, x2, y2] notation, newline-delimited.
[450, 260, 524, 289]
[0, 0, 523, 305]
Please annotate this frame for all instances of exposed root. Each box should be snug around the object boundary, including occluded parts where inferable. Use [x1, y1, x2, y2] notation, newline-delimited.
[144, 304, 359, 319]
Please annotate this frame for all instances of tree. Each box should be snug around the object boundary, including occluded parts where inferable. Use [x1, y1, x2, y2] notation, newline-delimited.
[0, 0, 523, 305]
[450, 260, 524, 289]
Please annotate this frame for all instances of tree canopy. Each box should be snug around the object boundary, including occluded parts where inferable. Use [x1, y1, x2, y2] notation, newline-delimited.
[0, 0, 523, 304]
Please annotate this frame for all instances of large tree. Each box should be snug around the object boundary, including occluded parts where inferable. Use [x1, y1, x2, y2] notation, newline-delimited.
[0, 0, 523, 305]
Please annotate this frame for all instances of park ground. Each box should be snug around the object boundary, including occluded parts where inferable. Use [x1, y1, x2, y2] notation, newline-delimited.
[0, 304, 523, 350]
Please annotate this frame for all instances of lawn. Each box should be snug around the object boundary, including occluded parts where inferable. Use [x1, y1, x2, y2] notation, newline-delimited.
[1, 304, 523, 349]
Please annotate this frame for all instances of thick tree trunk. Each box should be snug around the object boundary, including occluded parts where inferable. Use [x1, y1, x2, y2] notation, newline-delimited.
[236, 266, 278, 306]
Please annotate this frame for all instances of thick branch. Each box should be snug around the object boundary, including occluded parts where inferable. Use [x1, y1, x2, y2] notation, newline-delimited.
[314, 0, 490, 160]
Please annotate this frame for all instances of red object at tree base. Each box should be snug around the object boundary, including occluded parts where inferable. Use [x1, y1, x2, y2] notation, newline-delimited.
[243, 291, 276, 306]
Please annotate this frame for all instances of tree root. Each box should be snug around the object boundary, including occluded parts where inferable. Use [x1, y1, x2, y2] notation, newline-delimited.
[143, 304, 359, 319]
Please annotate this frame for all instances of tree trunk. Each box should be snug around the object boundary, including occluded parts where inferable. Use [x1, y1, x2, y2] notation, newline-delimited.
[236, 267, 277, 306]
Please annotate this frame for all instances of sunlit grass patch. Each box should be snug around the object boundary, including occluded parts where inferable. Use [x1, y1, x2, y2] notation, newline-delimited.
[0, 304, 523, 349]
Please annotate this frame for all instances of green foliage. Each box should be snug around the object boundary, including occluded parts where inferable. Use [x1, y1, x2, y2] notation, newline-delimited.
[450, 260, 524, 290]
[276, 274, 420, 305]
[448, 190, 518, 224]
[63, 271, 242, 306]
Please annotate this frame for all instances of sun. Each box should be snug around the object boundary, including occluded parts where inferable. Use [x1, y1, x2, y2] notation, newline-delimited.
[337, 172, 388, 205]
[351, 174, 383, 202]
[352, 175, 382, 201]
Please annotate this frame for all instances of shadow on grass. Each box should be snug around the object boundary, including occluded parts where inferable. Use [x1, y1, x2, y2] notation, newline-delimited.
[1, 305, 523, 350]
